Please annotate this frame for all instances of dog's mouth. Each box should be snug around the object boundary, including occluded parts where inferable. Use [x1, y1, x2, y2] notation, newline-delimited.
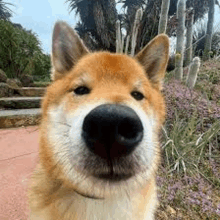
[74, 173, 132, 200]
[82, 154, 137, 182]
[94, 171, 133, 182]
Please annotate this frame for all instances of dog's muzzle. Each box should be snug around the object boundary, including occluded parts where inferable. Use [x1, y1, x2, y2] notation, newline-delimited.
[82, 104, 143, 159]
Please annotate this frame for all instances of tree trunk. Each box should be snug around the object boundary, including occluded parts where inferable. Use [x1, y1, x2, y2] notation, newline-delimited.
[158, 0, 170, 34]
[185, 10, 194, 66]
[175, 0, 186, 81]
[203, 0, 215, 60]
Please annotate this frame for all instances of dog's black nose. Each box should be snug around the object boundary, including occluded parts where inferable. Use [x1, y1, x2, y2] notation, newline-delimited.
[82, 104, 143, 159]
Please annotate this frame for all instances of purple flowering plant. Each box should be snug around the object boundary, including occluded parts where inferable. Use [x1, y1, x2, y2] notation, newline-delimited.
[156, 60, 220, 219]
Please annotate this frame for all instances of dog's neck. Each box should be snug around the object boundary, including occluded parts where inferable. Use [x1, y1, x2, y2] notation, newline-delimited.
[66, 182, 156, 220]
[73, 191, 135, 220]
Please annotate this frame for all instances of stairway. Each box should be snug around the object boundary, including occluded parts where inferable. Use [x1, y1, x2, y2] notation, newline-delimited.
[0, 87, 45, 128]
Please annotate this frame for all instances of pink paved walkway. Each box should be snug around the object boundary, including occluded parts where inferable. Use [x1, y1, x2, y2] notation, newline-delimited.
[0, 126, 39, 220]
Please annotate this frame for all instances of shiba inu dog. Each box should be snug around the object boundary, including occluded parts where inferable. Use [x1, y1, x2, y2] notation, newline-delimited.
[29, 21, 169, 220]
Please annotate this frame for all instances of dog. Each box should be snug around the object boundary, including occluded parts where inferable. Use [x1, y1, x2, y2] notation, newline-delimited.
[28, 21, 169, 220]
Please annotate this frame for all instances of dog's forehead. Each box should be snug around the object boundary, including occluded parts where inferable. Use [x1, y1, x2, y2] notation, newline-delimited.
[73, 52, 147, 82]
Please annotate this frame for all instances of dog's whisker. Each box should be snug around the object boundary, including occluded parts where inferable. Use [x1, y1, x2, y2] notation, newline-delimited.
[49, 120, 72, 128]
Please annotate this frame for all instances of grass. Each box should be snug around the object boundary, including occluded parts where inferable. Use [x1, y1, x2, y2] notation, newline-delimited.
[156, 58, 220, 219]
[162, 118, 220, 175]
[33, 81, 51, 87]
[33, 74, 51, 87]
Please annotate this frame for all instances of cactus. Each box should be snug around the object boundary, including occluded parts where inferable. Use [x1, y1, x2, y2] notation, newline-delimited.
[125, 35, 130, 55]
[185, 9, 194, 66]
[203, 0, 215, 60]
[116, 20, 121, 53]
[116, 20, 126, 54]
[175, 53, 183, 81]
[186, 57, 201, 88]
[116, 8, 142, 55]
[120, 34, 125, 53]
[116, 40, 119, 53]
[175, 0, 186, 80]
[131, 8, 143, 56]
[158, 0, 170, 34]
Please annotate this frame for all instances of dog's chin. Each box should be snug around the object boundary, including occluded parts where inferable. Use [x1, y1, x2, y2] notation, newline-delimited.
[73, 172, 136, 200]
[74, 188, 105, 200]
[73, 173, 133, 200]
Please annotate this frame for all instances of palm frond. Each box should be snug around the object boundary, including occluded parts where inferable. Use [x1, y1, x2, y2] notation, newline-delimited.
[0, 0, 15, 20]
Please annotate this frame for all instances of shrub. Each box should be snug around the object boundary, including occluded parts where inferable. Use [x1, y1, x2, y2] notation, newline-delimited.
[0, 20, 51, 80]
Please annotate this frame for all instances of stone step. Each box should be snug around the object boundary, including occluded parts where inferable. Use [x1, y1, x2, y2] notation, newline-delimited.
[0, 97, 42, 109]
[16, 87, 46, 97]
[0, 108, 41, 128]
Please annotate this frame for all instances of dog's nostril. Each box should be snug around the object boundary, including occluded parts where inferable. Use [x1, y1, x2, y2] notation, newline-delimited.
[116, 119, 143, 149]
[86, 121, 99, 140]
[82, 104, 143, 158]
[118, 120, 139, 139]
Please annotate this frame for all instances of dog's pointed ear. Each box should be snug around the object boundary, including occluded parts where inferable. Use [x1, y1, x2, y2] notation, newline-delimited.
[51, 21, 89, 80]
[135, 34, 169, 90]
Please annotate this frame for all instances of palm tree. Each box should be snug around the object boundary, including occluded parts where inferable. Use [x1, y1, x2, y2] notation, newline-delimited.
[0, 0, 14, 20]
[66, 0, 220, 54]
[66, 0, 117, 51]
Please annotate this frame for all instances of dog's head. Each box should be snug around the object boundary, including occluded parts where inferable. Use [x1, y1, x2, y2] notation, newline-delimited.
[40, 21, 169, 199]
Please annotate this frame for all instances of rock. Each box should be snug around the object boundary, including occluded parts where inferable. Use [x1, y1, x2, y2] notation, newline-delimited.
[166, 205, 176, 215]
[0, 69, 7, 83]
[0, 83, 14, 97]
[158, 211, 168, 220]
[20, 75, 34, 87]
[14, 78, 23, 87]
[7, 78, 22, 89]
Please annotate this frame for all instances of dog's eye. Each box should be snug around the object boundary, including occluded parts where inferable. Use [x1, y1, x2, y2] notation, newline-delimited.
[131, 91, 144, 101]
[74, 86, 90, 95]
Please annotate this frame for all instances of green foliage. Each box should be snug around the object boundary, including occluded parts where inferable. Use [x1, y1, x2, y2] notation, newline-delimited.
[162, 116, 220, 174]
[33, 81, 51, 87]
[0, 20, 51, 80]
[31, 52, 51, 79]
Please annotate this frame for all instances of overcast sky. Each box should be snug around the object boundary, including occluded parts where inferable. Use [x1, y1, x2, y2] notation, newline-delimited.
[8, 0, 220, 54]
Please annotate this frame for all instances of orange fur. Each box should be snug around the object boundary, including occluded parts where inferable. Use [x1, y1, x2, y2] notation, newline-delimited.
[29, 21, 169, 220]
